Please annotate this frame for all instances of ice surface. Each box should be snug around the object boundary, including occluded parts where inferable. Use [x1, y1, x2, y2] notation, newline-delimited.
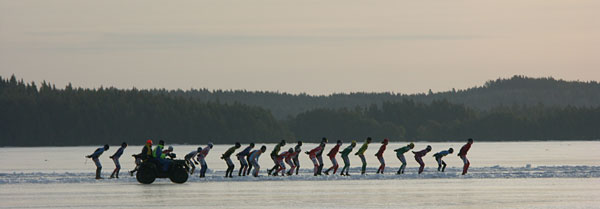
[1, 177, 599, 209]
[2, 141, 599, 174]
[1, 165, 598, 184]
[1, 141, 599, 184]
[1, 141, 599, 208]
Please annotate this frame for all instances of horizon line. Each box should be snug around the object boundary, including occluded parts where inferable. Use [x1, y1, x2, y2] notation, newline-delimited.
[2, 74, 598, 97]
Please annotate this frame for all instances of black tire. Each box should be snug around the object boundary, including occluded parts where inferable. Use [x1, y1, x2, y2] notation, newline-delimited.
[169, 166, 189, 184]
[136, 163, 157, 184]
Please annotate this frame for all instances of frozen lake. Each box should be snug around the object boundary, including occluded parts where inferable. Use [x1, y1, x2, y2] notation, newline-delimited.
[1, 141, 599, 208]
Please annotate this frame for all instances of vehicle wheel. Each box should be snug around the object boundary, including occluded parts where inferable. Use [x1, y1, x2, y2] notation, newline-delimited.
[136, 164, 156, 184]
[169, 166, 189, 184]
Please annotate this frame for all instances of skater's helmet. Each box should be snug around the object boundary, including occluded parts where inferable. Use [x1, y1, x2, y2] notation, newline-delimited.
[468, 138, 473, 143]
[158, 140, 165, 145]
[383, 138, 389, 144]
[167, 146, 173, 152]
[288, 148, 294, 153]
[351, 140, 357, 146]
[260, 145, 267, 152]
[280, 140, 286, 146]
[207, 142, 214, 148]
[197, 147, 202, 152]
[250, 143, 255, 148]
[103, 144, 110, 150]
[366, 137, 372, 143]
[322, 137, 328, 143]
[297, 141, 303, 146]
[146, 139, 153, 145]
[337, 140, 342, 144]
[409, 142, 415, 148]
[426, 145, 432, 151]
[448, 148, 454, 153]
[235, 142, 241, 148]
[121, 142, 127, 147]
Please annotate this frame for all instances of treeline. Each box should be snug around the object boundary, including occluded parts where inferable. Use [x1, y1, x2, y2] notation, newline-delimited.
[166, 75, 600, 119]
[1, 75, 599, 146]
[0, 76, 292, 146]
[289, 101, 600, 141]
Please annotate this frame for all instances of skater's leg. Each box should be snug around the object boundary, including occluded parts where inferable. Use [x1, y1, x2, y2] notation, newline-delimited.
[246, 156, 253, 176]
[332, 157, 339, 174]
[252, 160, 260, 177]
[359, 155, 367, 174]
[377, 156, 385, 174]
[441, 160, 447, 172]
[276, 161, 286, 175]
[93, 158, 102, 179]
[317, 156, 324, 175]
[130, 157, 141, 176]
[190, 162, 196, 175]
[225, 158, 234, 177]
[436, 157, 442, 171]
[399, 154, 407, 174]
[110, 158, 117, 178]
[268, 156, 279, 175]
[461, 156, 470, 175]
[285, 159, 294, 175]
[238, 157, 247, 176]
[113, 158, 121, 178]
[396, 154, 405, 174]
[289, 163, 296, 175]
[224, 159, 230, 177]
[229, 158, 235, 177]
[324, 156, 333, 175]
[200, 158, 207, 177]
[186, 159, 196, 175]
[311, 157, 319, 176]
[293, 158, 300, 175]
[341, 155, 350, 175]
[415, 156, 424, 174]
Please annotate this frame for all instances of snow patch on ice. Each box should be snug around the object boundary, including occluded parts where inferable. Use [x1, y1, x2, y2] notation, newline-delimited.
[0, 165, 598, 184]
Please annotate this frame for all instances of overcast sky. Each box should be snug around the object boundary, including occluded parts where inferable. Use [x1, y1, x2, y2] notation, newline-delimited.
[1, 0, 599, 95]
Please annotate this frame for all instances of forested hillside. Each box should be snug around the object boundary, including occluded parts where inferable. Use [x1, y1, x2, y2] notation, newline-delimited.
[289, 101, 600, 141]
[1, 75, 599, 146]
[0, 76, 292, 146]
[169, 76, 600, 119]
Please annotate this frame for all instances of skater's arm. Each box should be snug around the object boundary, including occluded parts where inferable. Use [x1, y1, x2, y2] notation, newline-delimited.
[458, 144, 470, 156]
[395, 146, 409, 153]
[375, 145, 384, 156]
[270, 144, 281, 156]
[340, 146, 352, 155]
[327, 148, 335, 156]
[88, 148, 103, 158]
[222, 147, 236, 159]
[355, 144, 367, 155]
[110, 148, 124, 159]
[308, 147, 320, 156]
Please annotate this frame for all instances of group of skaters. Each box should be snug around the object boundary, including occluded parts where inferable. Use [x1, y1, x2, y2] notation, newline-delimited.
[85, 140, 175, 179]
[86, 137, 473, 179]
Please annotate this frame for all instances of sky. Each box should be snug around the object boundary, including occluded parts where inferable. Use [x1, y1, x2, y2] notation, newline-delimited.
[1, 0, 599, 95]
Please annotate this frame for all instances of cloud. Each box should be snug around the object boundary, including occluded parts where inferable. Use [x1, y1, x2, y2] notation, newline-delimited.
[16, 32, 482, 52]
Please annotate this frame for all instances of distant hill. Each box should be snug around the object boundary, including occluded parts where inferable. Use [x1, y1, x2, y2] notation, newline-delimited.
[167, 76, 600, 119]
[410, 75, 600, 110]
